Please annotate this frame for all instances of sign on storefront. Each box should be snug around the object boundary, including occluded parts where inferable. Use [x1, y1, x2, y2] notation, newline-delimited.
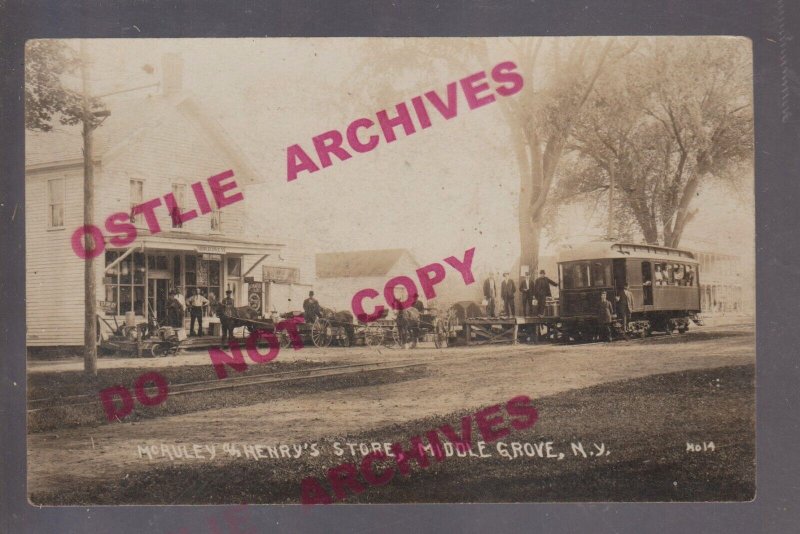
[262, 265, 299, 284]
[247, 284, 263, 313]
[197, 245, 226, 254]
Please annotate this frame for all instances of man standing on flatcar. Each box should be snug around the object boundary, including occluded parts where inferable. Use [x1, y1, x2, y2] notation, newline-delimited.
[483, 272, 498, 317]
[520, 273, 533, 316]
[501, 272, 517, 317]
[533, 270, 558, 316]
[597, 291, 615, 342]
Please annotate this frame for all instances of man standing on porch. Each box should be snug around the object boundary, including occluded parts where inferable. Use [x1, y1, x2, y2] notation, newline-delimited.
[188, 288, 209, 336]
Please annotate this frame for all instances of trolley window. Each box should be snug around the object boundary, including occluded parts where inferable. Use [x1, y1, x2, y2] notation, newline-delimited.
[590, 261, 612, 287]
[654, 262, 696, 286]
[562, 262, 590, 289]
[641, 261, 654, 305]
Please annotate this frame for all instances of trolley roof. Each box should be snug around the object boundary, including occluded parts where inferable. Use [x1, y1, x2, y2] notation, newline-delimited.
[557, 241, 699, 264]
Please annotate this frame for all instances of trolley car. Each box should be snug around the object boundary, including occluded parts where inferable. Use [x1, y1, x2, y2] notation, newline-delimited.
[554, 241, 702, 339]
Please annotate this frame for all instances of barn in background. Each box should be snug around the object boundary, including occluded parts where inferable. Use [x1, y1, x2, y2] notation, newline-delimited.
[314, 249, 420, 313]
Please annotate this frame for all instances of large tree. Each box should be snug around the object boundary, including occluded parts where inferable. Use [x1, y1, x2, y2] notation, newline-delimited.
[25, 40, 104, 132]
[559, 37, 753, 247]
[351, 37, 618, 271]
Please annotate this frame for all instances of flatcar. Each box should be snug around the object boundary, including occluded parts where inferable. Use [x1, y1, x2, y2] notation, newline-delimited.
[555, 241, 701, 339]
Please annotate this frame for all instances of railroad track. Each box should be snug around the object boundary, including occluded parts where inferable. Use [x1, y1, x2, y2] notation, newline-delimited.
[27, 321, 753, 414]
[26, 359, 428, 413]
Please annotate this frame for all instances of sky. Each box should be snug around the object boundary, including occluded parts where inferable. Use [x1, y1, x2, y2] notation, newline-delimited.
[57, 37, 755, 276]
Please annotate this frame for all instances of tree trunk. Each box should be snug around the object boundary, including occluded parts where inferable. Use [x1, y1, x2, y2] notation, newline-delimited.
[665, 173, 701, 248]
[519, 216, 542, 275]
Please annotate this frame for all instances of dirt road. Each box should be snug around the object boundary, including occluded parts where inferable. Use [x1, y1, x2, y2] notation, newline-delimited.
[28, 323, 755, 496]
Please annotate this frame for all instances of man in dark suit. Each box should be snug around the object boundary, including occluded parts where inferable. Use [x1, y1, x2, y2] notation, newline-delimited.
[615, 284, 634, 336]
[219, 289, 237, 344]
[533, 270, 558, 316]
[303, 291, 322, 323]
[596, 290, 615, 342]
[501, 272, 516, 317]
[411, 293, 425, 313]
[519, 273, 533, 316]
[483, 273, 498, 317]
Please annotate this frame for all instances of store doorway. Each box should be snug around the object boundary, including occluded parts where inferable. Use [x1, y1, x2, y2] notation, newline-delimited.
[148, 278, 170, 325]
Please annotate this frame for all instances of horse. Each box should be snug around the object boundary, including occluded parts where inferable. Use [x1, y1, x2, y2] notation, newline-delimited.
[320, 307, 356, 346]
[396, 306, 421, 348]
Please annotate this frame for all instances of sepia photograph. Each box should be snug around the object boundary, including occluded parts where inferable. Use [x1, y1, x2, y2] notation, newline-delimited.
[24, 36, 755, 505]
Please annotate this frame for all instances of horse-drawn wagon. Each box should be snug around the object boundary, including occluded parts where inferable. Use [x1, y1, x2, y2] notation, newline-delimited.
[350, 305, 455, 349]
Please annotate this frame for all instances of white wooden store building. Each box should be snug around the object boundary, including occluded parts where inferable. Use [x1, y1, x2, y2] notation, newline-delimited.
[25, 61, 306, 347]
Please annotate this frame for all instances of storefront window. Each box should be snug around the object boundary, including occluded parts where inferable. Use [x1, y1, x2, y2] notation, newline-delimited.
[185, 255, 220, 316]
[173, 255, 182, 288]
[227, 257, 241, 277]
[148, 254, 168, 271]
[105, 250, 145, 315]
[185, 255, 197, 286]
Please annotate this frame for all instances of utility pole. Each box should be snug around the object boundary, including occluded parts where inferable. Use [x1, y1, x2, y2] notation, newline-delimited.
[76, 46, 155, 377]
[81, 40, 97, 377]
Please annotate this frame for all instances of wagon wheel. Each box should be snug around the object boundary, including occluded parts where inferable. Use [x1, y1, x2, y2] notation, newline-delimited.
[433, 318, 449, 349]
[150, 342, 170, 357]
[311, 318, 333, 347]
[364, 324, 384, 347]
[337, 326, 351, 347]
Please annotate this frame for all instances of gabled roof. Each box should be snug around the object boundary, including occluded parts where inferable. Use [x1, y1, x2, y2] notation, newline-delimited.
[316, 249, 417, 278]
[25, 92, 260, 185]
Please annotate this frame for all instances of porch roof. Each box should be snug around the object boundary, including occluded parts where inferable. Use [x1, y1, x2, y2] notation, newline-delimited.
[136, 231, 284, 256]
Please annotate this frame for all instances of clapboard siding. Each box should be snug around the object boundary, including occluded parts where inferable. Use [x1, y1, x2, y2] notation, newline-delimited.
[100, 106, 246, 237]
[26, 167, 92, 346]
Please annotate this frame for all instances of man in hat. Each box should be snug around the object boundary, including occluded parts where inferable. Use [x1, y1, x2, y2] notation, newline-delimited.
[519, 272, 533, 316]
[411, 293, 425, 313]
[219, 289, 237, 343]
[533, 270, 558, 316]
[596, 290, 615, 342]
[303, 290, 322, 324]
[501, 272, 516, 317]
[615, 283, 634, 337]
[483, 272, 498, 317]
